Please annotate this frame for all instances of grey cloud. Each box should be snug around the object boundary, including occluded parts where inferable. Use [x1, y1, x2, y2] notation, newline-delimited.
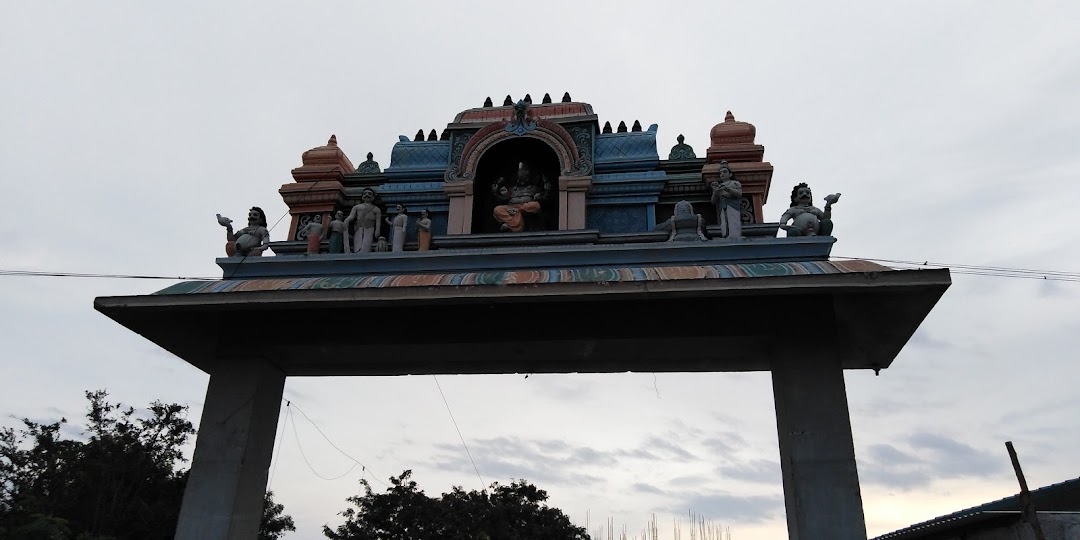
[909, 432, 1004, 477]
[431, 435, 688, 487]
[908, 330, 954, 350]
[632, 482, 666, 495]
[859, 433, 1004, 491]
[669, 475, 709, 488]
[865, 443, 920, 465]
[701, 433, 747, 456]
[717, 459, 781, 484]
[642, 436, 696, 461]
[671, 492, 783, 523]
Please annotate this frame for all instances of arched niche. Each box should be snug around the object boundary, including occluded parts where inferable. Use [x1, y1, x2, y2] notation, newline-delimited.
[443, 119, 592, 235]
[471, 138, 561, 234]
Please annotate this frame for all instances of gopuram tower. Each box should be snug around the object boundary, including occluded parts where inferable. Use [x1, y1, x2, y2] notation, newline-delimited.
[96, 95, 950, 540]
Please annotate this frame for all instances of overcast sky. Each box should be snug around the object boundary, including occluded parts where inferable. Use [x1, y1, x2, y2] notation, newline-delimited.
[2, 1, 1079, 539]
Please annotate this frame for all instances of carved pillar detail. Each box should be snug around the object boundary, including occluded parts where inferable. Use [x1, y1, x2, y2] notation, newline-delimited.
[558, 176, 592, 230]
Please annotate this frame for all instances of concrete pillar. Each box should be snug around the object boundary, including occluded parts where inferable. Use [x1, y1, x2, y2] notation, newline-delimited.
[176, 358, 285, 540]
[771, 350, 867, 540]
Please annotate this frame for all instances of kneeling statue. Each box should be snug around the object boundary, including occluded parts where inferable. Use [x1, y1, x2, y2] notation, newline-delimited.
[655, 200, 708, 242]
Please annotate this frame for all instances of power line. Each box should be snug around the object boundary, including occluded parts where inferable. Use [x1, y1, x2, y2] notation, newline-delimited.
[0, 269, 215, 280]
[3, 257, 1079, 284]
[433, 375, 487, 492]
[832, 256, 1080, 283]
[289, 408, 358, 481]
[289, 401, 388, 487]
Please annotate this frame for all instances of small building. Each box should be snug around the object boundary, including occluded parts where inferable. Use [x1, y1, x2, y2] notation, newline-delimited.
[873, 477, 1080, 540]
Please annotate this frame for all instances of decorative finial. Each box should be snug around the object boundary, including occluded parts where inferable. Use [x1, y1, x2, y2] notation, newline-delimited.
[428, 129, 437, 141]
[367, 152, 373, 160]
[524, 94, 532, 104]
[328, 134, 337, 145]
[561, 92, 572, 103]
[632, 120, 642, 132]
[602, 121, 613, 134]
[677, 134, 685, 144]
[617, 121, 628, 133]
[414, 129, 425, 141]
[725, 111, 735, 122]
[542, 93, 552, 104]
[503, 95, 513, 106]
[483, 96, 493, 107]
[440, 130, 449, 141]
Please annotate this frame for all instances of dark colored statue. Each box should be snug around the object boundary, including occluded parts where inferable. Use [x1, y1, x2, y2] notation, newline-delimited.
[492, 161, 551, 233]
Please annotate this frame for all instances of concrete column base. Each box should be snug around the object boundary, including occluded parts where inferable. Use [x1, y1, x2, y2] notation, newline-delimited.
[772, 351, 867, 540]
[175, 359, 285, 540]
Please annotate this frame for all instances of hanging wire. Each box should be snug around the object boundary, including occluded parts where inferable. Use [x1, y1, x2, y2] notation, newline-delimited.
[289, 409, 358, 481]
[289, 401, 388, 487]
[432, 375, 487, 492]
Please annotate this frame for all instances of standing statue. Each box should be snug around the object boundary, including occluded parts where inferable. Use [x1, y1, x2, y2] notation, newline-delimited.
[385, 204, 408, 252]
[778, 183, 840, 236]
[416, 209, 433, 251]
[492, 161, 550, 233]
[327, 210, 346, 254]
[302, 214, 323, 255]
[216, 207, 270, 257]
[710, 160, 743, 239]
[343, 188, 381, 253]
[654, 200, 708, 242]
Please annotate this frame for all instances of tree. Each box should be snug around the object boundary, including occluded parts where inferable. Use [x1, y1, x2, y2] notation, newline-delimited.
[0, 390, 294, 539]
[323, 470, 589, 540]
[260, 491, 296, 540]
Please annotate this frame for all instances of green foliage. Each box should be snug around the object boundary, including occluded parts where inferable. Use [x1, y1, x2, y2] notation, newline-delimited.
[260, 491, 296, 540]
[323, 470, 589, 540]
[0, 390, 294, 540]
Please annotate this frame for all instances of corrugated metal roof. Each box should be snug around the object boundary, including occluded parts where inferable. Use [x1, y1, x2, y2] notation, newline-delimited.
[872, 477, 1080, 540]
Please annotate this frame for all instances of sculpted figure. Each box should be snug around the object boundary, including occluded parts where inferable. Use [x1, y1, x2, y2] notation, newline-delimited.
[216, 207, 269, 257]
[374, 236, 389, 253]
[710, 160, 743, 239]
[492, 161, 550, 232]
[302, 214, 323, 255]
[416, 209, 432, 251]
[343, 188, 382, 253]
[654, 200, 708, 242]
[327, 210, 346, 254]
[384, 204, 408, 252]
[779, 183, 840, 236]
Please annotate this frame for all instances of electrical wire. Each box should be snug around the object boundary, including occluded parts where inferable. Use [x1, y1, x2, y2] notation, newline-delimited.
[289, 409, 358, 481]
[432, 375, 487, 492]
[0, 269, 215, 280]
[289, 401, 388, 487]
[832, 255, 1080, 283]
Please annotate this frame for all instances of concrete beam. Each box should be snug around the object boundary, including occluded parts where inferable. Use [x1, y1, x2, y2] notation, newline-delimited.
[175, 358, 285, 540]
[772, 349, 867, 540]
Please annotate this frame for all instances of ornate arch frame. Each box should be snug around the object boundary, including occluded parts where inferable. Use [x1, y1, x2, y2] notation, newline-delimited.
[443, 117, 592, 234]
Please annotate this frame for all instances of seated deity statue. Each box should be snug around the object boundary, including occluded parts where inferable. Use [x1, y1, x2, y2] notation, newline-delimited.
[492, 161, 551, 233]
[216, 207, 270, 257]
[654, 200, 708, 242]
[778, 183, 840, 237]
